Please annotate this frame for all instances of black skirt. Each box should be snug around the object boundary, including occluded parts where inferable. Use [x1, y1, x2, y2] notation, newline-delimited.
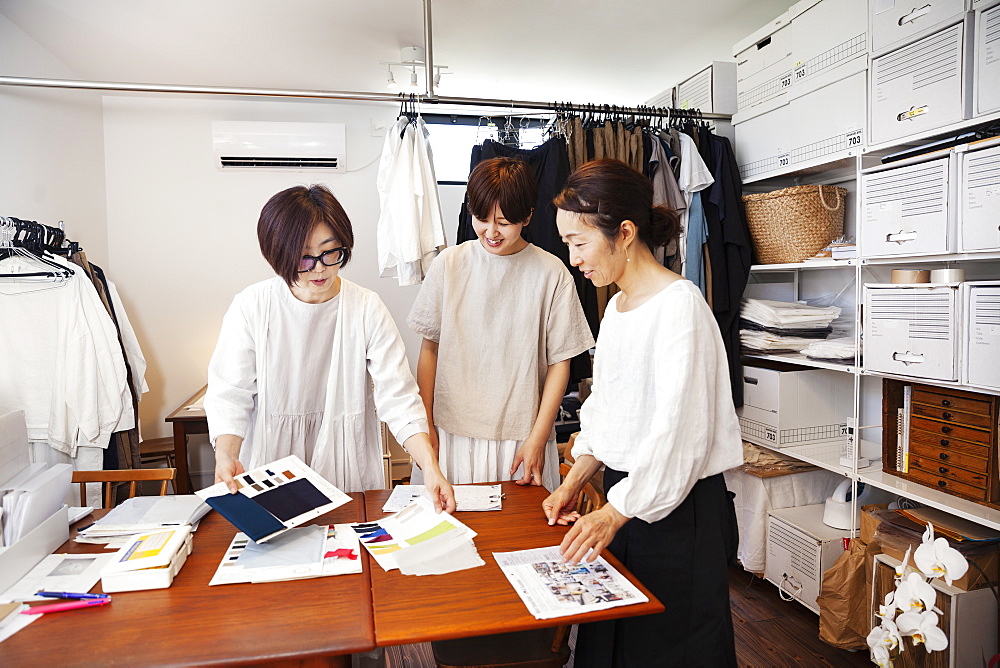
[574, 470, 738, 668]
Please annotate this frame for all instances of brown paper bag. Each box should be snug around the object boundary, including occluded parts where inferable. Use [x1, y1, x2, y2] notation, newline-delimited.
[817, 538, 873, 650]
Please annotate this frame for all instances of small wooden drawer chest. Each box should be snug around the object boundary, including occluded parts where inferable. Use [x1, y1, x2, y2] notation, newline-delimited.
[882, 380, 1000, 505]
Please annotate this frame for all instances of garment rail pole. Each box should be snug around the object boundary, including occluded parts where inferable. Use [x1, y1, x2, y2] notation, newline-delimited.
[0, 75, 733, 121]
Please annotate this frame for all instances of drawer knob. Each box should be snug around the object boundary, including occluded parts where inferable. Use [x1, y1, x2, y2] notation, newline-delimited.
[942, 412, 952, 420]
[939, 467, 949, 474]
[939, 453, 949, 460]
[942, 426, 952, 434]
[938, 480, 947, 488]
[942, 399, 951, 407]
[940, 439, 950, 447]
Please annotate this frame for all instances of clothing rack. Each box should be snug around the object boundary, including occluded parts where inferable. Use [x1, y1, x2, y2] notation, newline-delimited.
[0, 75, 732, 122]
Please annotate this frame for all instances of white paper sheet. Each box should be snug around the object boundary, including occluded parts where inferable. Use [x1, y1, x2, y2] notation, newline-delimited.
[0, 553, 115, 602]
[209, 524, 362, 585]
[382, 484, 502, 513]
[3, 464, 73, 545]
[238, 525, 325, 568]
[82, 495, 209, 532]
[493, 547, 648, 620]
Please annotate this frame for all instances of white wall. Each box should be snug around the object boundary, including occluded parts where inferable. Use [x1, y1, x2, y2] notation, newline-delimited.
[101, 95, 445, 454]
[0, 14, 108, 266]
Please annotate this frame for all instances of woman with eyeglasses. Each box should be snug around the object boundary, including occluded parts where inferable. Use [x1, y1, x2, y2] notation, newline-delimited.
[407, 157, 594, 491]
[205, 184, 455, 511]
[543, 160, 741, 667]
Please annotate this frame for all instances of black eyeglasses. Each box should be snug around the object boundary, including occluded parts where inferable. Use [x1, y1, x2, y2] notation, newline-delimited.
[297, 247, 349, 272]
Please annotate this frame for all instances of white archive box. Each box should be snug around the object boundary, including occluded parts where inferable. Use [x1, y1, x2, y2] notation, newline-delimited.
[864, 283, 962, 381]
[964, 281, 1000, 391]
[765, 504, 851, 614]
[788, 0, 869, 99]
[737, 360, 853, 448]
[735, 103, 792, 181]
[675, 61, 737, 115]
[974, 2, 1000, 116]
[870, 0, 969, 55]
[869, 18, 975, 147]
[788, 69, 868, 167]
[734, 11, 794, 120]
[960, 140, 1000, 251]
[861, 153, 955, 257]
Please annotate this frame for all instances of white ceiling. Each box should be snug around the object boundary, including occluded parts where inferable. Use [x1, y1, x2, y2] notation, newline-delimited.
[2, 0, 796, 106]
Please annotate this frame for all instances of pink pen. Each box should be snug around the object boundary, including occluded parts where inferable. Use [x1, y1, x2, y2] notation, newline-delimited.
[21, 597, 112, 614]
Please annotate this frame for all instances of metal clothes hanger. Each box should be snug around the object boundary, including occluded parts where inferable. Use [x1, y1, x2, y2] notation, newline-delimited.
[0, 217, 73, 287]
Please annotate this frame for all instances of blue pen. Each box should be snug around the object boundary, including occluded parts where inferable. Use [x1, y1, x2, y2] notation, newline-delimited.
[36, 591, 110, 600]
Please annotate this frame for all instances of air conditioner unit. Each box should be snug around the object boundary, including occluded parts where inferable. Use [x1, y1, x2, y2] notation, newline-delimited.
[211, 121, 346, 172]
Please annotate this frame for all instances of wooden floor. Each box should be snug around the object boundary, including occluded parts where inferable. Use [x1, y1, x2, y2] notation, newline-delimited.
[383, 565, 872, 667]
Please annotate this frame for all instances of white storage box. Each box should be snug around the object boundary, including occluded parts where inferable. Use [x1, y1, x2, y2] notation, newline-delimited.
[734, 12, 794, 119]
[975, 3, 1000, 116]
[965, 281, 1000, 391]
[864, 284, 961, 381]
[960, 141, 1000, 251]
[788, 69, 868, 167]
[738, 360, 853, 448]
[870, 0, 968, 55]
[735, 103, 792, 181]
[861, 154, 954, 257]
[100, 525, 193, 593]
[788, 0, 869, 98]
[870, 19, 974, 146]
[765, 504, 850, 614]
[675, 61, 737, 114]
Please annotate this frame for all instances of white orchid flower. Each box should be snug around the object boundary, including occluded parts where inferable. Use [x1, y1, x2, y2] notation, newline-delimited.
[894, 572, 937, 614]
[870, 641, 893, 668]
[913, 524, 968, 586]
[896, 610, 948, 652]
[867, 619, 902, 654]
[876, 591, 896, 621]
[894, 546, 912, 584]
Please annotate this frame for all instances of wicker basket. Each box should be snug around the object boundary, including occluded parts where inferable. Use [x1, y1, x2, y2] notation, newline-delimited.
[742, 185, 847, 264]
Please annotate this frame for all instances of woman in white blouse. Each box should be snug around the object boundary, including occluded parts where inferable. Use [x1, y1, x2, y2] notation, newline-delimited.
[206, 185, 455, 511]
[544, 160, 743, 667]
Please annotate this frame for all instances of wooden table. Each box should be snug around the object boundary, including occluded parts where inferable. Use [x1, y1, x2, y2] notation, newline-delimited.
[164, 385, 208, 494]
[0, 494, 374, 666]
[365, 481, 664, 647]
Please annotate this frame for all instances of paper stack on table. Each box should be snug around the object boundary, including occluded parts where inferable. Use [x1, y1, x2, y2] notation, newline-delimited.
[76, 494, 210, 548]
[354, 497, 484, 575]
[381, 484, 502, 513]
[494, 546, 648, 620]
[209, 524, 362, 585]
[197, 455, 351, 543]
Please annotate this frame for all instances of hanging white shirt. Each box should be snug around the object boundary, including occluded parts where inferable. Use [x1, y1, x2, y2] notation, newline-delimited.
[205, 277, 427, 492]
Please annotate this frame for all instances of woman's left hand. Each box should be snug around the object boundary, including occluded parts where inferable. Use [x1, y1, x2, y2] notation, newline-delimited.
[511, 436, 547, 486]
[559, 504, 630, 564]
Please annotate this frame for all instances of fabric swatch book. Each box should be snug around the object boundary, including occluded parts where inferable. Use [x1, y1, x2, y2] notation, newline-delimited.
[196, 455, 350, 543]
[76, 494, 210, 545]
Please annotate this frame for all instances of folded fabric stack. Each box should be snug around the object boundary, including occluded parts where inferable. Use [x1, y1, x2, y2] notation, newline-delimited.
[801, 336, 858, 361]
[740, 298, 841, 354]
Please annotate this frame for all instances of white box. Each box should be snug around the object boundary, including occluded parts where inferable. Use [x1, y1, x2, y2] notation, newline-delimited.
[100, 526, 193, 593]
[960, 142, 1000, 251]
[864, 284, 961, 381]
[869, 19, 974, 146]
[0, 505, 69, 595]
[788, 69, 868, 168]
[734, 12, 794, 118]
[765, 504, 850, 613]
[874, 554, 998, 668]
[738, 361, 853, 448]
[861, 154, 954, 257]
[965, 281, 1000, 391]
[870, 0, 968, 55]
[789, 0, 869, 98]
[735, 103, 792, 182]
[675, 61, 737, 115]
[974, 3, 1000, 115]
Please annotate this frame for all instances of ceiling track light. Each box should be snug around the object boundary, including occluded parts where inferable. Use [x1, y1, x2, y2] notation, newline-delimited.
[381, 46, 450, 93]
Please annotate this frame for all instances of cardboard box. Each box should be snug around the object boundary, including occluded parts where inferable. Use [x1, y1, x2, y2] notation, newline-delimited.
[870, 0, 967, 55]
[733, 11, 793, 118]
[975, 4, 1000, 115]
[960, 143, 1000, 253]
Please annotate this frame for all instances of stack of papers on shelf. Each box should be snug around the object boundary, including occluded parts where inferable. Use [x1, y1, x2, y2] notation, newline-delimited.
[209, 524, 362, 585]
[801, 336, 858, 361]
[76, 495, 210, 547]
[100, 525, 193, 592]
[381, 484, 502, 513]
[740, 299, 842, 354]
[196, 455, 351, 543]
[354, 497, 484, 576]
[494, 547, 648, 620]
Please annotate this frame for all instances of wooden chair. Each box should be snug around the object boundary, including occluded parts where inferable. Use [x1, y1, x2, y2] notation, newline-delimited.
[430, 469, 607, 668]
[139, 437, 176, 469]
[71, 468, 176, 508]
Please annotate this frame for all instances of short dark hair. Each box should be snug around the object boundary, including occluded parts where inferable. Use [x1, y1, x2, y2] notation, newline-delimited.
[553, 159, 680, 250]
[257, 184, 355, 286]
[466, 157, 537, 224]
